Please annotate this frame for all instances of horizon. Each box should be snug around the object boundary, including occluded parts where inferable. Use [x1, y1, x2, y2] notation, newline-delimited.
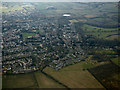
[1, 0, 119, 2]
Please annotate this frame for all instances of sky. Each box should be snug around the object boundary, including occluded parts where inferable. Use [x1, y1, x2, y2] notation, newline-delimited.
[1, 0, 119, 2]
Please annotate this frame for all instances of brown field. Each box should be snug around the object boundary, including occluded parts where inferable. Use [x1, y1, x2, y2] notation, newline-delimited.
[88, 61, 120, 89]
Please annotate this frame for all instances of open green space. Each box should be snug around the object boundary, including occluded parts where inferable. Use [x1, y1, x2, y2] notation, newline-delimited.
[90, 50, 117, 55]
[82, 24, 118, 32]
[2, 73, 36, 88]
[82, 24, 118, 40]
[111, 56, 120, 67]
[1, 6, 23, 13]
[69, 19, 87, 23]
[88, 50, 118, 62]
[22, 33, 36, 39]
[0, 76, 2, 90]
[69, 19, 79, 23]
[1, 4, 34, 13]
[44, 61, 104, 88]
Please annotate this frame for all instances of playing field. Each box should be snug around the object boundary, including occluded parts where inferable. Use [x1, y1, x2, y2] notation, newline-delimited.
[22, 33, 36, 39]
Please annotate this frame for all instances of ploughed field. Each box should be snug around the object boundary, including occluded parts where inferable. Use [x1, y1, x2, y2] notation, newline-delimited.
[88, 61, 120, 89]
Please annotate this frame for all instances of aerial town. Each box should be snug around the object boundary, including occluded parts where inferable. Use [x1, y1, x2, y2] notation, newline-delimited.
[2, 2, 119, 74]
[1, 2, 120, 89]
[2, 4, 87, 74]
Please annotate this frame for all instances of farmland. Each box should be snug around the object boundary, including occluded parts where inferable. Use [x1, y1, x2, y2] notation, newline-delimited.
[34, 71, 64, 88]
[1, 6, 23, 13]
[82, 24, 118, 40]
[43, 61, 104, 88]
[2, 72, 64, 88]
[111, 56, 120, 66]
[3, 55, 118, 88]
[2, 73, 36, 88]
[88, 50, 117, 55]
[1, 4, 34, 13]
[88, 61, 120, 89]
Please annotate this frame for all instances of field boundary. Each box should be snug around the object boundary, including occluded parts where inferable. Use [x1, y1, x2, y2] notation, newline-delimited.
[87, 60, 120, 89]
[32, 73, 39, 88]
[87, 69, 107, 89]
[41, 71, 70, 89]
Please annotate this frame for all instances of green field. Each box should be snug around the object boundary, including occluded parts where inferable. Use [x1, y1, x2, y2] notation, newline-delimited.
[22, 33, 36, 39]
[2, 56, 116, 88]
[1, 4, 34, 13]
[2, 56, 106, 88]
[2, 72, 64, 88]
[3, 73, 36, 88]
[91, 50, 116, 55]
[44, 61, 104, 88]
[34, 72, 64, 88]
[69, 19, 87, 23]
[1, 6, 23, 13]
[111, 57, 120, 66]
[82, 24, 118, 40]
[0, 75, 2, 90]
[69, 19, 79, 23]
